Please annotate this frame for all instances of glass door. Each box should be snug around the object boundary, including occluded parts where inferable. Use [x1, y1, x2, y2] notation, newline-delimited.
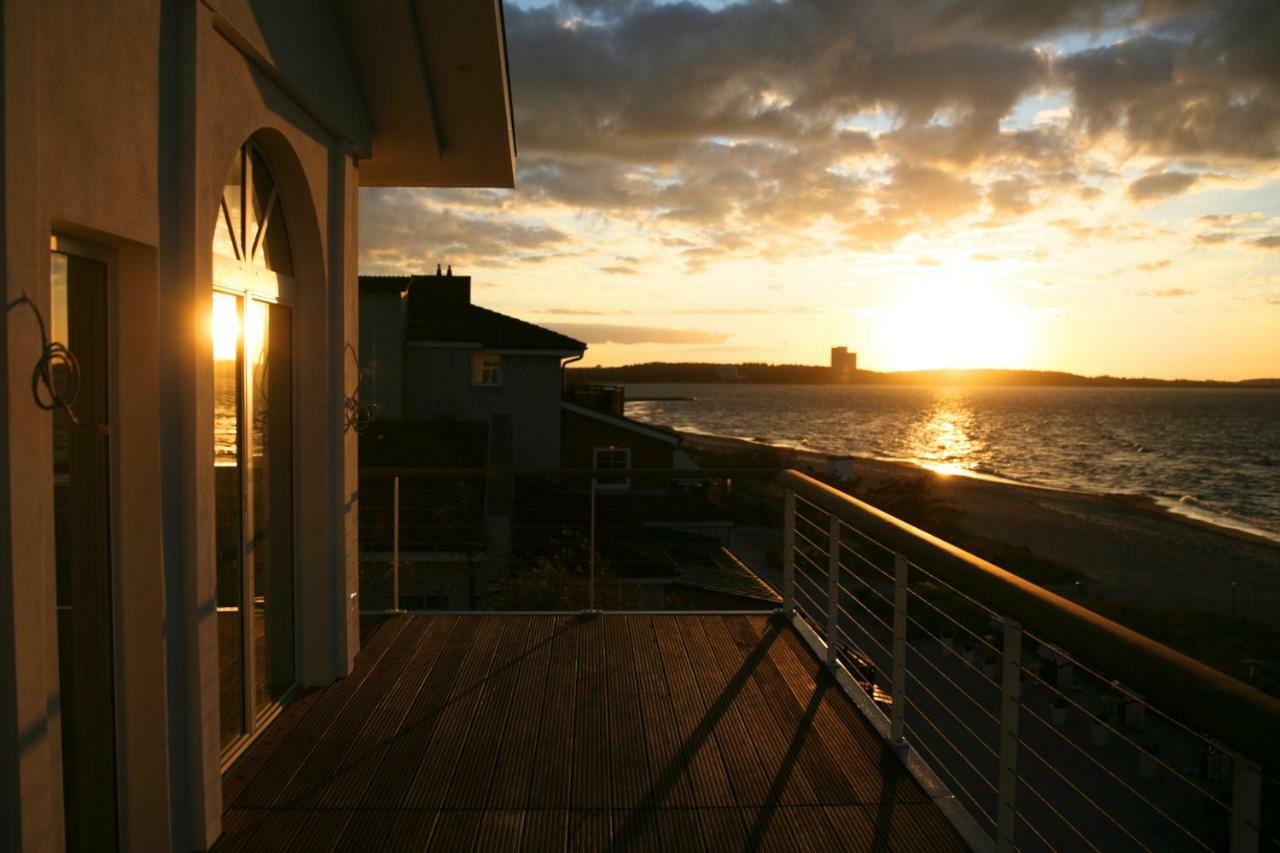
[51, 246, 118, 851]
[213, 141, 296, 757]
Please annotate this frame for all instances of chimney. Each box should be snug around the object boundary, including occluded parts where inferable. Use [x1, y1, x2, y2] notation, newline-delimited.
[411, 271, 471, 306]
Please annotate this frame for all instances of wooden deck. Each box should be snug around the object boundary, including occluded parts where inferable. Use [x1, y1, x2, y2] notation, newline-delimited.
[215, 613, 967, 852]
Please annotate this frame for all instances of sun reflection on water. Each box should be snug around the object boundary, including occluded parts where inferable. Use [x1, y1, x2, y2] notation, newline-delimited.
[905, 389, 985, 477]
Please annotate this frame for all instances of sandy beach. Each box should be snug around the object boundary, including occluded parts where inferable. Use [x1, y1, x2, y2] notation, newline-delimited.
[681, 432, 1280, 625]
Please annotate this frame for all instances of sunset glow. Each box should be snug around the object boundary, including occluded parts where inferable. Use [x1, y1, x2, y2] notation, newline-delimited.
[358, 1, 1280, 381]
[878, 279, 1031, 372]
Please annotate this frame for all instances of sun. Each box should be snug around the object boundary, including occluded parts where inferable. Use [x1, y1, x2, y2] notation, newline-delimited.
[876, 278, 1030, 371]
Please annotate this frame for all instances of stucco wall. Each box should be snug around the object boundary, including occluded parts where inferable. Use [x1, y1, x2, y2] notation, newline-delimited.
[1, 2, 363, 851]
[402, 348, 564, 468]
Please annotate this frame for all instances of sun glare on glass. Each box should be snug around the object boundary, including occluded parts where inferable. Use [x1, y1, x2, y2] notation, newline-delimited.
[212, 291, 240, 361]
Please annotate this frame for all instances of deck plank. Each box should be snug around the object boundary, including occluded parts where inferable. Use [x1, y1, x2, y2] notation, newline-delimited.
[748, 614, 933, 806]
[227, 616, 413, 809]
[672, 612, 777, 809]
[214, 614, 971, 853]
[623, 615, 700, 811]
[273, 616, 433, 808]
[359, 616, 481, 808]
[442, 616, 536, 809]
[316, 615, 460, 807]
[527, 614, 581, 809]
[487, 616, 562, 809]
[710, 615, 857, 806]
[650, 615, 738, 808]
[600, 616, 652, 811]
[570, 615, 611, 809]
[403, 615, 506, 807]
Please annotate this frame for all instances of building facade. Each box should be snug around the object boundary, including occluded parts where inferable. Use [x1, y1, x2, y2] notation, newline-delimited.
[0, 2, 515, 850]
[359, 272, 586, 468]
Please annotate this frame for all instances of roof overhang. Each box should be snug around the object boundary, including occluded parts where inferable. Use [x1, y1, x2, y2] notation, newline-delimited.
[407, 342, 583, 358]
[339, 0, 516, 188]
[562, 402, 683, 446]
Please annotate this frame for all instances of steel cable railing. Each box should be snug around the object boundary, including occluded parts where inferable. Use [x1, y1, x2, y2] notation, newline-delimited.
[778, 468, 1277, 853]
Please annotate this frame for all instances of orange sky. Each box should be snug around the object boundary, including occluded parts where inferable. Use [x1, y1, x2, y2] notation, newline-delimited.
[360, 0, 1280, 381]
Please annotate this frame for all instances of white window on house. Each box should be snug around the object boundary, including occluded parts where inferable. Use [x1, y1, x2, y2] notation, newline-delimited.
[593, 446, 631, 490]
[471, 352, 502, 386]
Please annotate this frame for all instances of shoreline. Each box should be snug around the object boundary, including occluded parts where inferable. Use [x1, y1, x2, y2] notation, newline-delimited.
[673, 427, 1280, 548]
[677, 428, 1280, 625]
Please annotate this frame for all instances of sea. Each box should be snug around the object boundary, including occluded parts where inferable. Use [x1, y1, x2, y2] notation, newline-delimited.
[623, 384, 1280, 543]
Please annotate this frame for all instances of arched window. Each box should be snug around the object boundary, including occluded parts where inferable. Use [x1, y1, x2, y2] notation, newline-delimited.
[212, 142, 293, 276]
[211, 141, 296, 756]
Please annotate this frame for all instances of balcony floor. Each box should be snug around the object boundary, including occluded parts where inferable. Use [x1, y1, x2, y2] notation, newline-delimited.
[215, 613, 966, 852]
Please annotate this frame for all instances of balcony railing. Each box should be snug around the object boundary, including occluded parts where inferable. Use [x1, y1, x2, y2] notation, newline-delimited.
[357, 466, 783, 614]
[354, 465, 1279, 852]
[777, 469, 1279, 853]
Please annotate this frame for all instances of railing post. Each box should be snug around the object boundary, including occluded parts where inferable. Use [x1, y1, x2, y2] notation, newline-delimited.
[891, 554, 908, 744]
[589, 475, 597, 611]
[997, 618, 1022, 853]
[782, 490, 795, 615]
[1230, 754, 1261, 853]
[392, 475, 400, 612]
[826, 514, 840, 666]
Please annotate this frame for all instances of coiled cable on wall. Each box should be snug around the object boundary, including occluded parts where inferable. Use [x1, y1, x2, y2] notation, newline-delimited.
[343, 342, 378, 433]
[4, 294, 83, 425]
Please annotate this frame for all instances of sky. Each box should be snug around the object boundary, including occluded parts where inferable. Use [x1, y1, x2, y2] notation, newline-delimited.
[358, 0, 1280, 380]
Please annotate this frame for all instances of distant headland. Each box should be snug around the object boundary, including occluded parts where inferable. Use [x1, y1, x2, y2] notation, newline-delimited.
[568, 362, 1280, 388]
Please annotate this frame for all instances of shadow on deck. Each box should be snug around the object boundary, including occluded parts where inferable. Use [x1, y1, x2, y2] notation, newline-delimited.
[214, 613, 966, 851]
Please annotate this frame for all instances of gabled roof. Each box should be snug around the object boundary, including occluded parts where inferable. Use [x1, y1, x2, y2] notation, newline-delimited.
[408, 303, 586, 352]
[562, 402, 681, 445]
[374, 275, 586, 353]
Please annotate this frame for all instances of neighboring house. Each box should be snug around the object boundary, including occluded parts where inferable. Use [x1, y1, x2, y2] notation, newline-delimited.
[562, 400, 683, 490]
[0, 4, 515, 851]
[360, 271, 586, 467]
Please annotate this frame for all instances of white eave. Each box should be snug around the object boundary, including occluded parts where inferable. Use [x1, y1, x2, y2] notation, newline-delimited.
[339, 0, 516, 188]
[562, 402, 682, 446]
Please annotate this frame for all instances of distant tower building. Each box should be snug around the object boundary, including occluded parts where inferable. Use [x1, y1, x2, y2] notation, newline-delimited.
[830, 346, 857, 381]
[714, 364, 740, 382]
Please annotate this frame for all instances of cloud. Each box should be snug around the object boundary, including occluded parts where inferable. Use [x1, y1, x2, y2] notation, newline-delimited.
[1061, 11, 1280, 161]
[599, 265, 638, 275]
[537, 308, 632, 317]
[987, 174, 1036, 215]
[1251, 235, 1280, 249]
[361, 0, 1280, 277]
[664, 307, 823, 316]
[544, 322, 728, 345]
[359, 189, 569, 273]
[1137, 259, 1172, 271]
[1128, 171, 1198, 201]
[1154, 288, 1192, 297]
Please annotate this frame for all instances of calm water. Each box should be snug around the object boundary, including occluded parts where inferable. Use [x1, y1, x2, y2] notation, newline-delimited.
[626, 384, 1280, 541]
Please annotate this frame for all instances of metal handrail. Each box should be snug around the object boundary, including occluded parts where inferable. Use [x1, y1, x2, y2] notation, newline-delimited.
[776, 468, 1280, 772]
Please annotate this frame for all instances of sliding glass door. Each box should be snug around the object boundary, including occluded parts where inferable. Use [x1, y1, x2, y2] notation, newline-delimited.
[213, 141, 296, 755]
[51, 245, 118, 851]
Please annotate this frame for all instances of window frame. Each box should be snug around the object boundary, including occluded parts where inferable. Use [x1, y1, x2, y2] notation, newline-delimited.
[592, 446, 632, 491]
[210, 140, 300, 769]
[471, 351, 503, 387]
